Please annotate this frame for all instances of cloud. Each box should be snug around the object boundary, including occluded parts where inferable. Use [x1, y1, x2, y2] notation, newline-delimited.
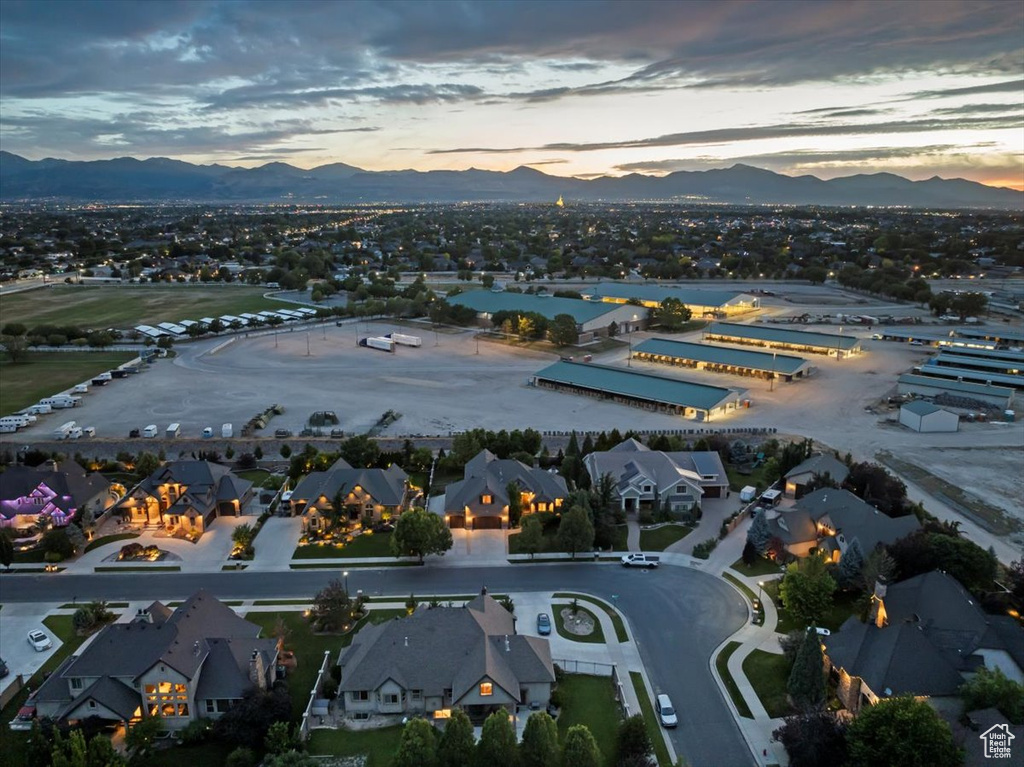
[523, 159, 568, 166]
[428, 114, 1024, 155]
[931, 102, 1024, 115]
[207, 83, 484, 109]
[797, 107, 890, 118]
[909, 78, 1024, 99]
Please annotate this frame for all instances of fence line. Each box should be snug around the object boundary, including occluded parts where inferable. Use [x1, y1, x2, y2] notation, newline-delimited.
[300, 650, 333, 739]
[552, 658, 615, 677]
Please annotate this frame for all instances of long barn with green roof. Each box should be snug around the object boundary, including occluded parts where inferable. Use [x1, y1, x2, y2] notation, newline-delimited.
[633, 338, 812, 381]
[704, 322, 862, 357]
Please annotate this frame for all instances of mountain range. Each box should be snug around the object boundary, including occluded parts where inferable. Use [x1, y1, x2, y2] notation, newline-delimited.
[1, 151, 1020, 209]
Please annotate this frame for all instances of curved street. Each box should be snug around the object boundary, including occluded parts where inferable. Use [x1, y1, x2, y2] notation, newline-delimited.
[0, 562, 751, 767]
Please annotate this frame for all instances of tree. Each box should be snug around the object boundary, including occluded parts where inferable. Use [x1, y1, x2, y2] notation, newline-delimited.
[521, 711, 560, 767]
[519, 514, 544, 559]
[134, 451, 161, 480]
[1, 333, 29, 363]
[477, 711, 520, 767]
[835, 538, 865, 590]
[741, 539, 757, 566]
[557, 505, 595, 558]
[887, 531, 997, 595]
[394, 718, 437, 767]
[0, 529, 13, 569]
[652, 297, 692, 330]
[126, 715, 163, 761]
[311, 579, 362, 632]
[65, 523, 86, 554]
[950, 291, 987, 320]
[232, 523, 256, 551]
[264, 753, 317, 767]
[861, 548, 896, 594]
[391, 508, 453, 562]
[960, 666, 1024, 724]
[225, 747, 257, 767]
[787, 629, 826, 711]
[846, 695, 961, 767]
[615, 715, 653, 767]
[747, 509, 772, 555]
[264, 721, 302, 755]
[437, 708, 475, 767]
[561, 724, 602, 767]
[507, 481, 524, 528]
[778, 555, 836, 627]
[772, 711, 848, 767]
[214, 685, 292, 747]
[41, 527, 75, 560]
[549, 314, 579, 347]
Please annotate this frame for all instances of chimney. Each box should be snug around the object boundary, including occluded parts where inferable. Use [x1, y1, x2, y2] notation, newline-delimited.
[135, 608, 152, 623]
[193, 640, 200, 655]
[249, 650, 267, 690]
[404, 636, 408, 647]
[504, 635, 510, 653]
[869, 577, 889, 628]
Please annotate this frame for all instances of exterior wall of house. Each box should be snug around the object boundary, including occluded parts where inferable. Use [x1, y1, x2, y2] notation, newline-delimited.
[138, 663, 195, 728]
[518, 682, 552, 707]
[302, 489, 401, 530]
[456, 677, 517, 707]
[63, 699, 130, 723]
[375, 679, 407, 714]
[343, 689, 378, 714]
[785, 540, 819, 558]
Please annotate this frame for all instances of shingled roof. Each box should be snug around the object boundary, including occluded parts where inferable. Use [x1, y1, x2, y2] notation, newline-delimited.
[291, 457, 410, 512]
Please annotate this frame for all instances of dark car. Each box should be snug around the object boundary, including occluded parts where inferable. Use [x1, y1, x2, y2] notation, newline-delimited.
[537, 613, 552, 635]
[129, 428, 140, 438]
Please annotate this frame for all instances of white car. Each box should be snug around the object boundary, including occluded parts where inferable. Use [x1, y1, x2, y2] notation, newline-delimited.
[810, 626, 831, 636]
[27, 629, 52, 651]
[655, 693, 678, 728]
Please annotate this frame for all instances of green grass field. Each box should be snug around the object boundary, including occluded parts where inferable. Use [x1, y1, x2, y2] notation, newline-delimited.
[628, 671, 673, 767]
[638, 524, 693, 551]
[555, 674, 621, 767]
[309, 726, 404, 766]
[552, 604, 606, 644]
[729, 555, 783, 577]
[552, 593, 629, 642]
[0, 350, 137, 415]
[715, 641, 753, 718]
[742, 650, 795, 718]
[1, 285, 289, 330]
[293, 531, 394, 559]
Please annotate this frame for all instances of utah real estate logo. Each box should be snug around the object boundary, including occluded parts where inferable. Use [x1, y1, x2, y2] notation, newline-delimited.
[980, 723, 1015, 760]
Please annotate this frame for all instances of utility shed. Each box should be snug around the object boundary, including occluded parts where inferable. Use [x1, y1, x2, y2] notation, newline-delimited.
[899, 401, 960, 432]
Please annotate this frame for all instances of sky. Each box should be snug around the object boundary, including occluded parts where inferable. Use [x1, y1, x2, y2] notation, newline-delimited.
[1, 0, 1023, 189]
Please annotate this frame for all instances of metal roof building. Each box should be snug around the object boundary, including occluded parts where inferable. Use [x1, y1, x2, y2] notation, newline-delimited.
[956, 327, 1024, 346]
[633, 338, 811, 381]
[896, 373, 1014, 409]
[448, 290, 649, 337]
[579, 282, 758, 317]
[917, 361, 1024, 390]
[532, 360, 747, 421]
[933, 352, 1022, 376]
[899, 401, 959, 433]
[705, 322, 861, 357]
[931, 345, 1024, 363]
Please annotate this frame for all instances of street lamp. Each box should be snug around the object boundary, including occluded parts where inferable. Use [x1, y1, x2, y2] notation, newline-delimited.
[769, 352, 776, 392]
[757, 581, 765, 609]
[344, 570, 350, 595]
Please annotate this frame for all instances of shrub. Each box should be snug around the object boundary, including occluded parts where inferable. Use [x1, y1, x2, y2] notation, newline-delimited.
[179, 718, 212, 745]
[692, 537, 719, 560]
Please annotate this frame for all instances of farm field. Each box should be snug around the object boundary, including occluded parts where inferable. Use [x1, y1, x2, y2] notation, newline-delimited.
[0, 285, 289, 329]
[0, 350, 137, 415]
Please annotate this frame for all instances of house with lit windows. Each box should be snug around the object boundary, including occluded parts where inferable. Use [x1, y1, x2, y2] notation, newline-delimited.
[338, 591, 555, 723]
[115, 460, 253, 536]
[28, 590, 279, 732]
[0, 460, 117, 530]
[442, 450, 568, 530]
[288, 457, 418, 531]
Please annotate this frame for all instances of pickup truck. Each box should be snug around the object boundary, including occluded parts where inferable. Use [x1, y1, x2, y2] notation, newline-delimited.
[621, 553, 660, 568]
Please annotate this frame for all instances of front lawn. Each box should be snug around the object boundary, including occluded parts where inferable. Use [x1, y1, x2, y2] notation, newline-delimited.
[628, 671, 673, 767]
[245, 609, 405, 721]
[552, 604, 606, 644]
[147, 742, 236, 767]
[309, 726, 404, 766]
[638, 524, 692, 551]
[742, 650, 794, 718]
[509, 523, 625, 555]
[293, 531, 393, 559]
[556, 674, 621, 767]
[729, 555, 783, 577]
[85, 532, 140, 552]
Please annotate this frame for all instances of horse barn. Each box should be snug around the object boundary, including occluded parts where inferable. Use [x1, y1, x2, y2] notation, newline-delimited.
[579, 282, 759, 318]
[932, 351, 1022, 377]
[896, 373, 1015, 410]
[532, 360, 748, 421]
[916, 360, 1024, 390]
[704, 322, 862, 357]
[632, 338, 812, 382]
[956, 327, 1024, 348]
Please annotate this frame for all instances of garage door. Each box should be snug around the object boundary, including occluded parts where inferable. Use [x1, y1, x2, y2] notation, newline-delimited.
[703, 486, 722, 498]
[448, 515, 465, 529]
[472, 516, 503, 530]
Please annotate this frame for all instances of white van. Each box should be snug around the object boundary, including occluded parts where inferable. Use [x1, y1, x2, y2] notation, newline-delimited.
[655, 694, 678, 728]
[143, 424, 158, 438]
[82, 426, 96, 437]
[202, 427, 214, 438]
[221, 423, 233, 438]
[166, 423, 181, 438]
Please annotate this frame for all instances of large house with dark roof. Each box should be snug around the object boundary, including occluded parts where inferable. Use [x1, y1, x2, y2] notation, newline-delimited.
[763, 488, 920, 561]
[338, 593, 555, 722]
[783, 454, 850, 499]
[288, 457, 418, 531]
[30, 590, 279, 731]
[115, 460, 253, 536]
[442, 450, 567, 531]
[0, 460, 116, 530]
[583, 438, 729, 515]
[824, 572, 1024, 714]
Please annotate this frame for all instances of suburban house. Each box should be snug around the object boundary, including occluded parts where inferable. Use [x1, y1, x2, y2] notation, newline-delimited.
[763, 488, 920, 561]
[288, 458, 418, 530]
[783, 454, 850, 498]
[0, 460, 117, 530]
[582, 438, 729, 514]
[115, 460, 253, 536]
[823, 572, 1024, 714]
[338, 592, 555, 722]
[29, 590, 279, 731]
[442, 450, 568, 530]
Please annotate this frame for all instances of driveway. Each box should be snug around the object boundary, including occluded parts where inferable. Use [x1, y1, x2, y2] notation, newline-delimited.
[440, 529, 507, 566]
[0, 603, 63, 694]
[247, 516, 303, 571]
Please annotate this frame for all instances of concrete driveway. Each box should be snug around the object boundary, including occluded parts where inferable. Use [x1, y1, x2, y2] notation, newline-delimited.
[441, 529, 507, 566]
[0, 603, 63, 692]
[247, 516, 303, 571]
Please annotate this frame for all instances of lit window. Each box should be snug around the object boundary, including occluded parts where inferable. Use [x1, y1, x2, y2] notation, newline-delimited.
[161, 704, 176, 717]
[481, 494, 492, 505]
[148, 704, 159, 717]
[174, 683, 186, 693]
[158, 682, 172, 693]
[479, 683, 493, 697]
[178, 704, 189, 717]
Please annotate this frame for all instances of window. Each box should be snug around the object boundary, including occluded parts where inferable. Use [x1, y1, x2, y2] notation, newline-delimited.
[174, 683, 186, 693]
[158, 682, 172, 693]
[642, 485, 652, 493]
[537, 502, 547, 512]
[145, 684, 156, 694]
[71, 678, 83, 691]
[481, 494, 492, 505]
[216, 700, 231, 713]
[161, 703, 176, 717]
[148, 704, 159, 717]
[383, 693, 399, 705]
[411, 690, 422, 701]
[88, 700, 96, 709]
[177, 704, 189, 717]
[353, 712, 370, 721]
[479, 682, 493, 697]
[205, 700, 215, 714]
[353, 691, 369, 701]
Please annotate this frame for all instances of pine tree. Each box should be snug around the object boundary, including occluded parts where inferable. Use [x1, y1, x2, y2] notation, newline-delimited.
[437, 709, 475, 767]
[477, 711, 519, 767]
[747, 509, 772, 554]
[580, 434, 595, 456]
[566, 432, 580, 457]
[787, 629, 826, 712]
[836, 538, 865, 590]
[520, 712, 559, 767]
[561, 725, 601, 767]
[394, 719, 437, 767]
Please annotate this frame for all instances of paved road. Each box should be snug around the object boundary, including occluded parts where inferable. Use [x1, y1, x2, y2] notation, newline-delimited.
[1, 563, 750, 767]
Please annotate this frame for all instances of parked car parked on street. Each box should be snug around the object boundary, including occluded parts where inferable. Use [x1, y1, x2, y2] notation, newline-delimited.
[656, 693, 678, 728]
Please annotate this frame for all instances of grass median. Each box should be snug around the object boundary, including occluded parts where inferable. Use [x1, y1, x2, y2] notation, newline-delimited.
[628, 671, 673, 767]
[553, 592, 629, 642]
[552, 603, 606, 644]
[715, 641, 753, 719]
